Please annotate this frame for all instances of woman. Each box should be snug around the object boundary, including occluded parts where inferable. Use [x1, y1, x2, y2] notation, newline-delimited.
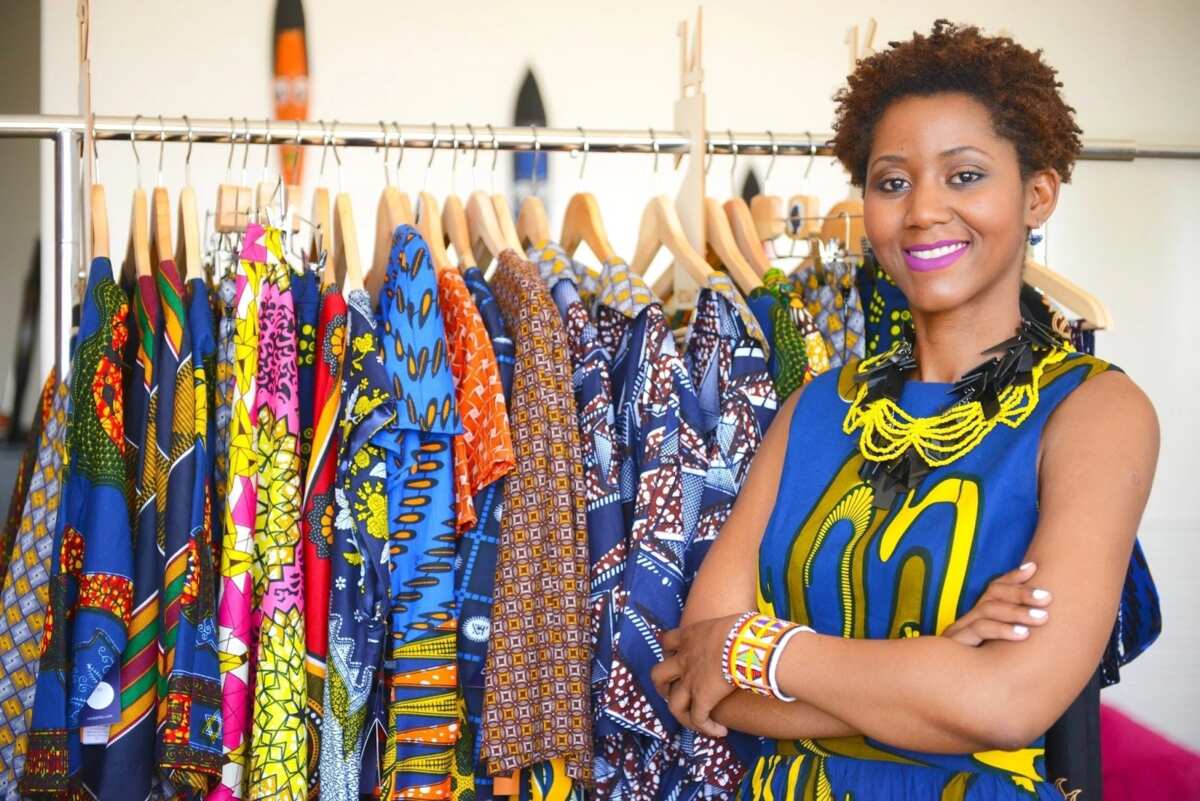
[652, 20, 1159, 800]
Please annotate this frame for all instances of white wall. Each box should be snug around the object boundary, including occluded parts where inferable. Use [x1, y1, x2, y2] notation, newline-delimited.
[0, 0, 41, 431]
[40, 0, 1200, 748]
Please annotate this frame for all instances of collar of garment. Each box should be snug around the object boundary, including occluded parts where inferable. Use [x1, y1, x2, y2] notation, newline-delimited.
[701, 270, 770, 356]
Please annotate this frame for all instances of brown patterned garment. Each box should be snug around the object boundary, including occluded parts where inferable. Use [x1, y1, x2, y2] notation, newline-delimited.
[482, 251, 593, 784]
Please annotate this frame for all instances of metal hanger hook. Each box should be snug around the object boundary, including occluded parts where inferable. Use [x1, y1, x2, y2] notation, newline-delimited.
[330, 120, 343, 192]
[318, 120, 329, 181]
[378, 121, 391, 186]
[530, 125, 541, 196]
[576, 126, 588, 181]
[705, 133, 714, 176]
[728, 129, 738, 195]
[467, 123, 479, 170]
[262, 118, 272, 184]
[239, 116, 251, 185]
[804, 131, 816, 180]
[450, 123, 460, 190]
[156, 115, 166, 187]
[392, 122, 405, 185]
[130, 113, 143, 187]
[182, 114, 194, 187]
[225, 116, 236, 181]
[487, 123, 498, 193]
[427, 122, 439, 170]
[649, 128, 660, 174]
[765, 130, 778, 186]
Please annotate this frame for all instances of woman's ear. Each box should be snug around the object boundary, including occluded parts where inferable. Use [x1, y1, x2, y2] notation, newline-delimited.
[1024, 168, 1061, 230]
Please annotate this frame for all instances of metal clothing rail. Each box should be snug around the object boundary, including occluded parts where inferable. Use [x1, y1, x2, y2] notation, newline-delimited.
[3, 112, 1200, 372]
[3, 115, 1200, 160]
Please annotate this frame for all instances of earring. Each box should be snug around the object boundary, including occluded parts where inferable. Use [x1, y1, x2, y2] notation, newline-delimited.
[1028, 226, 1044, 247]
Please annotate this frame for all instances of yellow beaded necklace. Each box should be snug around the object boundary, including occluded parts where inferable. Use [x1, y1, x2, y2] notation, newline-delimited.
[843, 329, 1073, 470]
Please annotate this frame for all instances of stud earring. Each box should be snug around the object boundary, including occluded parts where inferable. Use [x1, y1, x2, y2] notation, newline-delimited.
[1028, 226, 1044, 247]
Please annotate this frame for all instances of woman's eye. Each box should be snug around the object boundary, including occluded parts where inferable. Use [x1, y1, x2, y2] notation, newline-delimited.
[878, 177, 909, 193]
[949, 170, 984, 185]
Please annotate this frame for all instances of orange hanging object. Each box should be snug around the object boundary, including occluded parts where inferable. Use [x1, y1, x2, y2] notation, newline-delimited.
[273, 0, 308, 187]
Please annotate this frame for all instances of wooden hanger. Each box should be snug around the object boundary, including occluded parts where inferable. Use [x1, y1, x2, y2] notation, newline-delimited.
[491, 193, 523, 252]
[703, 198, 760, 293]
[176, 187, 202, 282]
[416, 191, 453, 273]
[467, 190, 509, 268]
[1025, 258, 1111, 330]
[122, 119, 151, 283]
[333, 192, 364, 293]
[149, 185, 172, 269]
[723, 197, 772, 278]
[751, 194, 784, 242]
[819, 198, 866, 257]
[369, 123, 415, 290]
[442, 193, 476, 269]
[516, 195, 551, 251]
[561, 192, 617, 262]
[91, 183, 110, 262]
[631, 195, 712, 298]
[216, 118, 254, 233]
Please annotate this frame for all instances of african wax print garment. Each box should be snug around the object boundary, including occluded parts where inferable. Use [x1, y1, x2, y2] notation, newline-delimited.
[453, 266, 516, 801]
[483, 251, 591, 785]
[798, 258, 865, 368]
[858, 255, 911, 358]
[437, 268, 513, 536]
[321, 288, 394, 801]
[375, 226, 461, 800]
[0, 373, 52, 591]
[526, 243, 621, 800]
[530, 243, 622, 716]
[23, 257, 133, 798]
[156, 278, 223, 791]
[302, 283, 346, 800]
[92, 269, 159, 801]
[247, 226, 308, 799]
[0, 375, 67, 801]
[211, 228, 267, 801]
[588, 260, 707, 801]
[293, 268, 321, 476]
[747, 267, 829, 400]
[213, 274, 238, 559]
[744, 349, 1124, 801]
[670, 272, 777, 796]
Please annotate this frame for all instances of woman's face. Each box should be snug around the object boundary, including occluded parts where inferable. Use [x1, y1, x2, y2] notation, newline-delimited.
[863, 92, 1054, 316]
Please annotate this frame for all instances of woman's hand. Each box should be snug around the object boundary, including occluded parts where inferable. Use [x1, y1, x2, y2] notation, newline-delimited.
[652, 612, 749, 739]
[942, 561, 1053, 646]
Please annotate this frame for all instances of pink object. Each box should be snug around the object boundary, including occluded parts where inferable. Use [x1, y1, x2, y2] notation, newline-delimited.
[1102, 704, 1200, 800]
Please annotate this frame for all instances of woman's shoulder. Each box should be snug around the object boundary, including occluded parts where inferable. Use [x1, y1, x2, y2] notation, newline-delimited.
[1040, 353, 1158, 466]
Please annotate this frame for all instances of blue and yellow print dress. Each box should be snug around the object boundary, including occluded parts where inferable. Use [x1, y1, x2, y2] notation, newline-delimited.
[744, 349, 1117, 801]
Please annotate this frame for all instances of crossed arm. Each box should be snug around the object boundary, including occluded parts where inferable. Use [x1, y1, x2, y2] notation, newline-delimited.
[652, 370, 1158, 754]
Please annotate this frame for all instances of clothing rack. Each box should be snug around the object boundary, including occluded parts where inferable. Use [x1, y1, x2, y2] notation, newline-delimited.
[4, 10, 1200, 377]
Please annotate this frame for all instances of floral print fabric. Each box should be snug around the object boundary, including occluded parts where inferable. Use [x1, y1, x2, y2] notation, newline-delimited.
[321, 289, 394, 801]
[23, 257, 133, 798]
[247, 226, 308, 799]
[302, 282, 346, 799]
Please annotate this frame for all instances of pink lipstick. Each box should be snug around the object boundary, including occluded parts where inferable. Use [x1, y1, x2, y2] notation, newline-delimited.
[902, 240, 969, 272]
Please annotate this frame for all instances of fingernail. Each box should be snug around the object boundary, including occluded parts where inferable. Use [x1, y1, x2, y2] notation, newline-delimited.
[1032, 588, 1051, 601]
[1013, 625, 1029, 637]
[1020, 562, 1036, 572]
[1028, 608, 1048, 620]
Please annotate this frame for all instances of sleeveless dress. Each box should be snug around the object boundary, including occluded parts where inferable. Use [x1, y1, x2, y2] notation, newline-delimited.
[743, 348, 1117, 801]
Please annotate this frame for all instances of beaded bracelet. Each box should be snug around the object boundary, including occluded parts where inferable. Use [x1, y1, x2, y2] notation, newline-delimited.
[722, 612, 813, 702]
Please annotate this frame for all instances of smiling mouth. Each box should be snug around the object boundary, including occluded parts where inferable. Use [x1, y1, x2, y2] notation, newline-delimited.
[903, 241, 969, 272]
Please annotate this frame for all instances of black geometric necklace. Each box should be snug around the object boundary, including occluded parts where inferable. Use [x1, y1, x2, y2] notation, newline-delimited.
[846, 310, 1068, 510]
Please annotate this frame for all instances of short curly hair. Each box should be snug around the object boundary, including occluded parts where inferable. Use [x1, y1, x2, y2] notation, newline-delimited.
[830, 19, 1083, 187]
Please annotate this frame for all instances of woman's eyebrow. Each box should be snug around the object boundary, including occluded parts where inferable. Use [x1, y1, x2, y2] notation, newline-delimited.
[869, 145, 992, 172]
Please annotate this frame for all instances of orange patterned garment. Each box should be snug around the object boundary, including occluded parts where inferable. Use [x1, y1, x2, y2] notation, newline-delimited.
[437, 269, 515, 534]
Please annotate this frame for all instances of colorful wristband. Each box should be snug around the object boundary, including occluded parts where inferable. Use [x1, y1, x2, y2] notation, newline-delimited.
[724, 613, 812, 702]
